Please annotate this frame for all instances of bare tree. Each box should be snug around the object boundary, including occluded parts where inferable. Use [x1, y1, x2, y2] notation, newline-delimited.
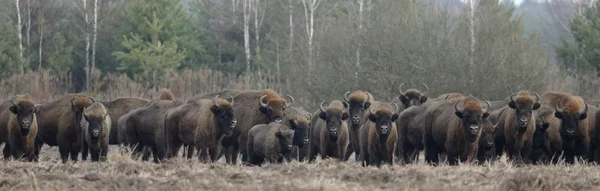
[355, 0, 364, 78]
[83, 0, 90, 90]
[15, 0, 24, 74]
[38, 9, 43, 70]
[243, 0, 252, 73]
[253, 0, 265, 60]
[26, 0, 31, 49]
[468, 0, 477, 84]
[302, 0, 320, 72]
[90, 0, 99, 90]
[288, 0, 294, 63]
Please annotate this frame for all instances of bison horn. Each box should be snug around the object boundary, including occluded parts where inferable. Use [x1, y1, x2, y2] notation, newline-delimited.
[582, 101, 589, 115]
[510, 93, 517, 104]
[260, 95, 268, 108]
[422, 83, 429, 95]
[483, 100, 491, 113]
[83, 109, 89, 118]
[307, 113, 313, 121]
[391, 103, 399, 112]
[555, 99, 564, 114]
[319, 101, 327, 113]
[344, 91, 351, 102]
[89, 97, 96, 103]
[369, 107, 375, 117]
[540, 116, 545, 124]
[454, 100, 463, 113]
[533, 92, 540, 103]
[285, 95, 295, 107]
[399, 83, 406, 96]
[214, 95, 221, 107]
[11, 96, 19, 108]
[228, 95, 235, 105]
[71, 98, 77, 107]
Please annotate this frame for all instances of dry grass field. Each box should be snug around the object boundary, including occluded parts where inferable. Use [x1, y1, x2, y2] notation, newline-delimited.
[0, 146, 598, 191]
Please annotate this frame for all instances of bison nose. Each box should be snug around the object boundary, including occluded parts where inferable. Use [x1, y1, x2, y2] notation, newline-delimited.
[230, 120, 237, 127]
[487, 141, 494, 146]
[566, 129, 575, 135]
[469, 125, 479, 134]
[303, 138, 309, 144]
[329, 129, 338, 135]
[352, 116, 360, 123]
[92, 129, 100, 137]
[274, 119, 283, 123]
[287, 145, 293, 151]
[21, 121, 30, 128]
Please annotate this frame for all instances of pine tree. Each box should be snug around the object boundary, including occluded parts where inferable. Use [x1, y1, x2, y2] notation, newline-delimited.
[556, 1, 600, 73]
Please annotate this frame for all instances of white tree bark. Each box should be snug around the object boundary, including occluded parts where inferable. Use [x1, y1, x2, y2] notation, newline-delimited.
[15, 0, 24, 74]
[288, 0, 294, 62]
[84, 0, 90, 90]
[26, 0, 31, 48]
[243, 0, 251, 73]
[355, 0, 364, 78]
[90, 0, 99, 90]
[39, 14, 43, 70]
[253, 0, 261, 59]
[468, 0, 476, 84]
[302, 0, 320, 72]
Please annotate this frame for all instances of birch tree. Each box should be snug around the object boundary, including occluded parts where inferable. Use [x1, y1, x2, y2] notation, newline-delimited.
[38, 10, 43, 70]
[243, 0, 251, 73]
[15, 0, 24, 74]
[302, 0, 320, 72]
[355, 0, 364, 78]
[83, 0, 90, 90]
[90, 0, 99, 90]
[253, 0, 265, 60]
[289, 0, 294, 63]
[468, 0, 477, 84]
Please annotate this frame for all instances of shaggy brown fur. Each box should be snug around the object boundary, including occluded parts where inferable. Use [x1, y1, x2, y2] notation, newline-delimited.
[424, 96, 489, 165]
[476, 120, 496, 163]
[530, 106, 562, 164]
[359, 102, 399, 167]
[156, 88, 175, 101]
[308, 100, 350, 161]
[431, 93, 464, 102]
[224, 89, 292, 164]
[81, 102, 111, 162]
[188, 89, 242, 102]
[496, 91, 540, 164]
[35, 94, 95, 163]
[541, 91, 590, 164]
[100, 98, 149, 145]
[343, 90, 374, 162]
[247, 122, 294, 165]
[3, 95, 38, 161]
[283, 107, 312, 161]
[124, 98, 184, 163]
[393, 83, 429, 112]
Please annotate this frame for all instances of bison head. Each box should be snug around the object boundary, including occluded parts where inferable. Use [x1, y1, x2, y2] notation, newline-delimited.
[478, 121, 495, 151]
[508, 92, 541, 133]
[554, 97, 588, 139]
[532, 115, 550, 150]
[344, 91, 371, 128]
[319, 100, 350, 142]
[259, 94, 294, 123]
[454, 98, 490, 142]
[276, 129, 295, 154]
[83, 103, 108, 142]
[288, 113, 311, 148]
[398, 83, 428, 109]
[368, 104, 399, 139]
[9, 95, 37, 136]
[211, 95, 237, 136]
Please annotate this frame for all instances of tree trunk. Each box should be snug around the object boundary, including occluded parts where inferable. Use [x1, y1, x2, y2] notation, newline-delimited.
[243, 0, 251, 73]
[468, 0, 476, 84]
[15, 0, 24, 74]
[38, 14, 43, 70]
[26, 0, 31, 49]
[276, 38, 281, 93]
[84, 0, 90, 91]
[253, 0, 261, 60]
[302, 0, 319, 73]
[288, 0, 293, 66]
[232, 0, 237, 24]
[90, 0, 99, 91]
[355, 0, 364, 79]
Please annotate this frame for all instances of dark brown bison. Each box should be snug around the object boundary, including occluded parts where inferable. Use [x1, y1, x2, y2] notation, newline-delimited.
[359, 102, 399, 167]
[283, 106, 312, 161]
[164, 95, 236, 161]
[247, 122, 295, 165]
[424, 96, 490, 165]
[343, 90, 373, 161]
[391, 83, 428, 112]
[530, 105, 562, 164]
[495, 91, 540, 164]
[35, 94, 95, 163]
[81, 102, 111, 162]
[100, 97, 149, 145]
[222, 89, 293, 164]
[123, 95, 184, 163]
[476, 120, 496, 163]
[308, 100, 350, 161]
[541, 91, 590, 164]
[3, 95, 38, 161]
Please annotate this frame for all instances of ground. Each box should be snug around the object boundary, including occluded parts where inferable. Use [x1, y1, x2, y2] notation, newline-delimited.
[0, 146, 598, 191]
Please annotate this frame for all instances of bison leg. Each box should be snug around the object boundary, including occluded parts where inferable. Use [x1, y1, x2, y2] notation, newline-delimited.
[230, 144, 240, 165]
[248, 154, 263, 166]
[186, 145, 195, 159]
[81, 141, 89, 161]
[424, 142, 440, 165]
[33, 140, 43, 162]
[69, 147, 80, 163]
[369, 152, 380, 167]
[209, 146, 220, 162]
[90, 147, 100, 162]
[403, 144, 416, 164]
[3, 143, 10, 160]
[58, 141, 70, 163]
[344, 145, 354, 161]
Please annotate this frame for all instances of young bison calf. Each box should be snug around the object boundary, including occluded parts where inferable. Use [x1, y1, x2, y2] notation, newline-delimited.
[247, 122, 294, 165]
[81, 102, 111, 162]
[359, 102, 399, 167]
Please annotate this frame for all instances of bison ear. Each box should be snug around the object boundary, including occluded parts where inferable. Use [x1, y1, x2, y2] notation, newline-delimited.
[368, 113, 377, 122]
[400, 95, 408, 104]
[342, 101, 349, 109]
[9, 106, 17, 114]
[391, 113, 400, 122]
[554, 112, 562, 120]
[33, 105, 41, 114]
[259, 107, 269, 114]
[342, 112, 350, 121]
[580, 113, 588, 120]
[542, 123, 550, 130]
[420, 96, 428, 104]
[319, 111, 327, 120]
[455, 111, 464, 118]
[533, 103, 541, 110]
[508, 101, 516, 109]
[363, 102, 371, 110]
[275, 131, 283, 139]
[288, 119, 298, 130]
[482, 112, 490, 119]
[210, 105, 220, 113]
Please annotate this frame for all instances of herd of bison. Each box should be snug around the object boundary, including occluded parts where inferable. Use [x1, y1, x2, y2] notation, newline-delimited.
[0, 84, 598, 167]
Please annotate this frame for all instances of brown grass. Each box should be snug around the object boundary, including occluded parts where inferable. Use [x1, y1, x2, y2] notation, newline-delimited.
[0, 146, 597, 191]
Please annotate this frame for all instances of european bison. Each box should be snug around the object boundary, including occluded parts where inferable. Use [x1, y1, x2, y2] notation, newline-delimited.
[247, 122, 295, 165]
[424, 96, 490, 165]
[100, 97, 149, 145]
[343, 90, 373, 161]
[359, 102, 399, 167]
[81, 102, 111, 162]
[392, 83, 428, 112]
[495, 91, 540, 164]
[223, 89, 293, 164]
[283, 106, 312, 161]
[308, 100, 350, 161]
[35, 94, 95, 163]
[3, 95, 38, 161]
[476, 120, 496, 163]
[541, 91, 590, 164]
[188, 89, 242, 102]
[530, 105, 562, 164]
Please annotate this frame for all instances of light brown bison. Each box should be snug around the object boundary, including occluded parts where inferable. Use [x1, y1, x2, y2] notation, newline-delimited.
[424, 96, 490, 165]
[123, 94, 184, 163]
[359, 102, 399, 167]
[343, 90, 373, 161]
[495, 91, 540, 164]
[530, 105, 562, 164]
[283, 106, 312, 161]
[223, 89, 293, 164]
[164, 95, 236, 161]
[100, 97, 149, 145]
[247, 122, 294, 165]
[81, 102, 111, 162]
[35, 94, 95, 163]
[308, 100, 350, 161]
[541, 91, 589, 164]
[3, 95, 38, 161]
